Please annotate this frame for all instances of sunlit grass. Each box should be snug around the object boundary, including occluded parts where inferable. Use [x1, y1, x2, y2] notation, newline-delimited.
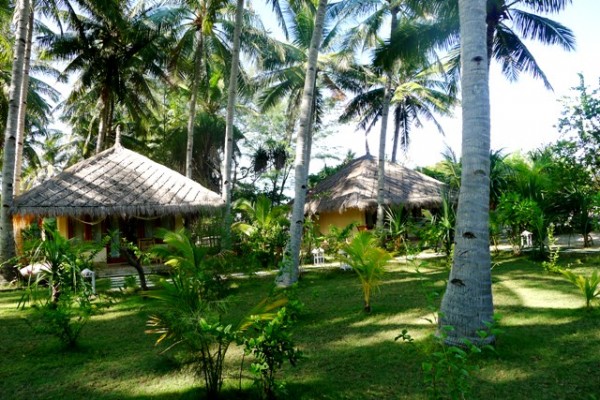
[0, 251, 599, 399]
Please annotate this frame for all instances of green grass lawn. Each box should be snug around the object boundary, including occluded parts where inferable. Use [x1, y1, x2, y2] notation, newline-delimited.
[1, 252, 599, 399]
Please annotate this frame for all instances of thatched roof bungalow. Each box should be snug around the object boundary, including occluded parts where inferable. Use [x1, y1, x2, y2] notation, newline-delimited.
[12, 144, 224, 264]
[305, 155, 446, 233]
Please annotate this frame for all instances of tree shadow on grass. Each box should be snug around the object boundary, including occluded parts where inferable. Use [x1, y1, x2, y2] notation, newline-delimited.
[2, 257, 599, 400]
[0, 293, 195, 400]
[282, 308, 600, 400]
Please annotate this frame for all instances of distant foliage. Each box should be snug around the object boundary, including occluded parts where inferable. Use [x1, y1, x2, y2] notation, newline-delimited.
[557, 74, 600, 171]
[233, 196, 290, 270]
[307, 151, 355, 188]
[495, 192, 543, 254]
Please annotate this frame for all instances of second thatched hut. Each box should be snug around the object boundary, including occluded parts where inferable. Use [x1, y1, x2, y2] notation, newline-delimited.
[305, 155, 446, 233]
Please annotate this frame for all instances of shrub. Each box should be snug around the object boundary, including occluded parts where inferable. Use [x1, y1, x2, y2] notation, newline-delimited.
[147, 229, 294, 397]
[25, 289, 95, 348]
[321, 222, 357, 256]
[338, 232, 392, 312]
[148, 230, 236, 397]
[541, 224, 561, 273]
[561, 269, 600, 308]
[240, 306, 302, 399]
[232, 196, 290, 269]
[397, 317, 501, 400]
[17, 223, 102, 348]
[496, 192, 543, 254]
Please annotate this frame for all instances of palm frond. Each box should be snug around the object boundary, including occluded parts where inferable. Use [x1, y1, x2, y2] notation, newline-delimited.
[510, 9, 575, 51]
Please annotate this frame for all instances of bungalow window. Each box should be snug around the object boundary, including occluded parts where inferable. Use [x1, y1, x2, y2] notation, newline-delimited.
[68, 216, 104, 242]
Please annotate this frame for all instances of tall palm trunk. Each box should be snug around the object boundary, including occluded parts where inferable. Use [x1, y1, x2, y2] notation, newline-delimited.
[96, 90, 110, 154]
[221, 0, 244, 249]
[375, 76, 392, 228]
[1, 0, 31, 275]
[375, 6, 398, 229]
[14, 8, 34, 197]
[277, 0, 328, 287]
[390, 111, 407, 164]
[439, 0, 494, 346]
[185, 31, 204, 178]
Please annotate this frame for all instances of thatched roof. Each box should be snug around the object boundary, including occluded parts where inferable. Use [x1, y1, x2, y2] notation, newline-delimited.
[13, 144, 224, 218]
[305, 155, 446, 214]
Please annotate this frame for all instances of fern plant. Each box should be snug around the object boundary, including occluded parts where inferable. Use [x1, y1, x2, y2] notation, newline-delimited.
[338, 232, 392, 312]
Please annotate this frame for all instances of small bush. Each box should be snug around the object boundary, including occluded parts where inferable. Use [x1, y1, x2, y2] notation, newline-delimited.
[240, 306, 302, 399]
[17, 223, 104, 349]
[26, 289, 95, 348]
[561, 269, 600, 308]
[338, 231, 392, 313]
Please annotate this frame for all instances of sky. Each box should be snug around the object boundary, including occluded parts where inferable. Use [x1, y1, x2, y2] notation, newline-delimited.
[301, 0, 600, 170]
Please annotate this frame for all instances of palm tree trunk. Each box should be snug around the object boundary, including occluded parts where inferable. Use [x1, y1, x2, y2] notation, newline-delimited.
[185, 31, 204, 179]
[376, 6, 399, 229]
[221, 0, 244, 250]
[439, 0, 495, 346]
[1, 0, 31, 275]
[14, 7, 34, 197]
[391, 129, 399, 164]
[96, 91, 109, 154]
[486, 16, 495, 64]
[277, 0, 328, 287]
[302, 81, 318, 186]
[376, 76, 392, 229]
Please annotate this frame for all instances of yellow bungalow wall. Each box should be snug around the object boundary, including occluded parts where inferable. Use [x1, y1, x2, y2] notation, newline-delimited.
[20, 214, 186, 265]
[175, 215, 184, 230]
[315, 208, 365, 235]
[57, 216, 69, 238]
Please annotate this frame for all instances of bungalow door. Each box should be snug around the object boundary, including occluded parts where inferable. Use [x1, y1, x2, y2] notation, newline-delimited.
[106, 216, 127, 264]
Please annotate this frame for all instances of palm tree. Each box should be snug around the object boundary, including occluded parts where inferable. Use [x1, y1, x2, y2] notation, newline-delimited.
[169, 0, 272, 180]
[0, 0, 15, 134]
[438, 0, 495, 346]
[15, 123, 76, 193]
[39, 0, 175, 155]
[1, 4, 60, 196]
[172, 0, 226, 178]
[255, 1, 350, 141]
[221, 0, 244, 249]
[338, 231, 392, 312]
[339, 60, 456, 163]
[427, 0, 575, 89]
[1, 0, 31, 275]
[485, 0, 574, 89]
[13, 7, 34, 197]
[12, 0, 66, 194]
[277, 0, 329, 287]
[152, 108, 242, 192]
[334, 0, 449, 228]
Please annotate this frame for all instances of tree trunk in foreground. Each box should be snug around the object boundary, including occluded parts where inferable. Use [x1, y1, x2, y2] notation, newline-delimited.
[439, 0, 495, 346]
[1, 0, 31, 279]
[276, 0, 328, 287]
[221, 0, 244, 250]
[14, 7, 34, 197]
